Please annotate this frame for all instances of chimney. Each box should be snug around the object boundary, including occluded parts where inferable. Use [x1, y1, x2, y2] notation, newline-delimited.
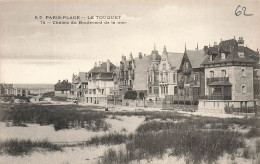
[94, 62, 97, 67]
[107, 59, 110, 72]
[58, 80, 61, 83]
[129, 53, 133, 60]
[238, 37, 245, 58]
[98, 61, 102, 67]
[203, 46, 208, 53]
[138, 52, 143, 59]
[238, 37, 244, 47]
[213, 41, 218, 47]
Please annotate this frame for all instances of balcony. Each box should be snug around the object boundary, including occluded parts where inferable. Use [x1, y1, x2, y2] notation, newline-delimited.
[183, 68, 192, 74]
[207, 77, 229, 85]
[190, 80, 199, 86]
[177, 81, 184, 89]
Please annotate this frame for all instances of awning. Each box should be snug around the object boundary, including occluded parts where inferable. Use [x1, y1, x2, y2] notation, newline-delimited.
[208, 81, 232, 86]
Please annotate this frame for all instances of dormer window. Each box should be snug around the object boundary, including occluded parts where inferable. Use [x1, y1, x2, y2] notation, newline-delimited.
[209, 55, 213, 61]
[185, 61, 189, 68]
[238, 52, 245, 58]
[221, 52, 227, 60]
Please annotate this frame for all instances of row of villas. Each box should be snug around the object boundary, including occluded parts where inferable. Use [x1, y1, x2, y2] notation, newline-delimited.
[56, 37, 259, 113]
[0, 84, 30, 97]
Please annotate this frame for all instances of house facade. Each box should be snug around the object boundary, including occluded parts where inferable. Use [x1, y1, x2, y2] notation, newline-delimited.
[71, 72, 88, 101]
[198, 37, 257, 113]
[118, 54, 135, 97]
[85, 60, 116, 105]
[54, 80, 71, 100]
[164, 46, 207, 106]
[158, 46, 183, 99]
[0, 84, 16, 96]
[146, 45, 161, 100]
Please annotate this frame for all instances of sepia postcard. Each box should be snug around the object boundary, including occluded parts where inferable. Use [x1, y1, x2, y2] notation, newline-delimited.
[0, 0, 259, 163]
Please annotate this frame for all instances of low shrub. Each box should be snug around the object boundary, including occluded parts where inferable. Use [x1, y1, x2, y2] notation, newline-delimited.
[0, 139, 61, 156]
[86, 133, 129, 146]
[246, 128, 260, 138]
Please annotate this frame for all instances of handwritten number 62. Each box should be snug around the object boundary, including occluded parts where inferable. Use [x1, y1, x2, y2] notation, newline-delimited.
[235, 5, 253, 16]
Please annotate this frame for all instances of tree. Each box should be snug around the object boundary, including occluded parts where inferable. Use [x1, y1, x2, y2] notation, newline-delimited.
[139, 92, 144, 100]
[124, 90, 137, 100]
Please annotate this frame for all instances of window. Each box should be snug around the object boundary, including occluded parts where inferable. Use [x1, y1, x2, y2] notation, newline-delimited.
[173, 74, 176, 83]
[149, 76, 152, 83]
[242, 85, 246, 93]
[193, 74, 197, 81]
[163, 64, 166, 70]
[242, 69, 246, 76]
[221, 69, 226, 77]
[210, 71, 214, 78]
[185, 61, 189, 68]
[165, 73, 168, 82]
[149, 87, 152, 93]
[221, 52, 227, 60]
[61, 91, 64, 94]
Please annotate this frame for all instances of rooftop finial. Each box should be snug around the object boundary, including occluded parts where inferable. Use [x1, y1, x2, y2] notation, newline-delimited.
[234, 35, 236, 39]
[196, 42, 198, 50]
[185, 42, 186, 52]
[221, 38, 222, 41]
[163, 45, 167, 53]
[209, 43, 210, 47]
[154, 43, 156, 50]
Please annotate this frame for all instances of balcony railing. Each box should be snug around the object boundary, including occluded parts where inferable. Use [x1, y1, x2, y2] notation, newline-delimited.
[177, 81, 184, 89]
[198, 95, 232, 100]
[207, 77, 229, 84]
[165, 95, 199, 101]
[183, 68, 192, 74]
[190, 80, 199, 86]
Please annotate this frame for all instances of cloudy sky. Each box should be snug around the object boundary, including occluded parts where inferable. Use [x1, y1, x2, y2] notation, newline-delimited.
[0, 0, 259, 84]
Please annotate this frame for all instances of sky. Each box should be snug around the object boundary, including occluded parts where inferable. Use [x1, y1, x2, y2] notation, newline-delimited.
[0, 0, 259, 84]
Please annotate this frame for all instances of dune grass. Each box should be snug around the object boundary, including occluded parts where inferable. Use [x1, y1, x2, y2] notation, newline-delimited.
[0, 139, 61, 156]
[99, 116, 257, 164]
[1, 104, 109, 131]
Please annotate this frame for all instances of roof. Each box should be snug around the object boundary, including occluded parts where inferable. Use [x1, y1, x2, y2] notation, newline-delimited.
[186, 49, 207, 68]
[54, 80, 71, 91]
[78, 72, 88, 83]
[167, 52, 183, 70]
[134, 55, 151, 90]
[89, 61, 116, 73]
[202, 39, 257, 65]
[208, 81, 232, 86]
[91, 72, 114, 80]
[0, 84, 15, 89]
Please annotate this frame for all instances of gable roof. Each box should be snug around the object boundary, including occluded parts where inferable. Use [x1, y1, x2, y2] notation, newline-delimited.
[186, 49, 207, 68]
[202, 39, 257, 65]
[167, 52, 183, 70]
